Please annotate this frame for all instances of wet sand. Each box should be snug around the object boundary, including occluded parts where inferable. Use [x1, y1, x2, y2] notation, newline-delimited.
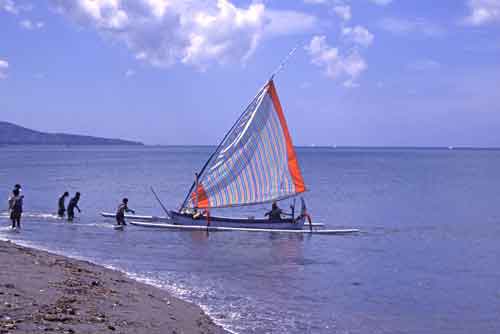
[0, 240, 228, 334]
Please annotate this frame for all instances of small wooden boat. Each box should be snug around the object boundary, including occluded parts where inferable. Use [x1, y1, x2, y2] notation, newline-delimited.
[165, 78, 328, 231]
[101, 211, 326, 228]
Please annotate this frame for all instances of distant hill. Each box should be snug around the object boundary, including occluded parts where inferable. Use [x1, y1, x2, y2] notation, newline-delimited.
[0, 121, 143, 146]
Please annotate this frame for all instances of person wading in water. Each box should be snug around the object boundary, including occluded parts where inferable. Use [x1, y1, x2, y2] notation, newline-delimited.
[8, 188, 23, 230]
[57, 192, 69, 218]
[116, 198, 135, 226]
[67, 192, 81, 222]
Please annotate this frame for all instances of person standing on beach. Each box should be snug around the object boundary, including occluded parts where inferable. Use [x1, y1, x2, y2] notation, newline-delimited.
[67, 192, 81, 222]
[116, 198, 135, 226]
[8, 188, 23, 229]
[57, 192, 69, 218]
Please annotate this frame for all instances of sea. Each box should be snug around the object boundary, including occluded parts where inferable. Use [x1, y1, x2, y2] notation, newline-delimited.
[0, 146, 499, 334]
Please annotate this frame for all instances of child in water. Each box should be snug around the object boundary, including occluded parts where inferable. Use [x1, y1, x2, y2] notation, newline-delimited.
[67, 192, 81, 221]
[8, 188, 23, 230]
[116, 198, 135, 226]
[57, 192, 69, 218]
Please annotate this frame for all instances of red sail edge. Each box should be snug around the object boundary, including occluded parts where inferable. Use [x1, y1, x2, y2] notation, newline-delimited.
[268, 80, 306, 194]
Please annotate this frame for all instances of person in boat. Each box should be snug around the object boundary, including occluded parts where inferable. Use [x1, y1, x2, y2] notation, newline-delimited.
[116, 198, 135, 226]
[67, 192, 81, 222]
[265, 201, 290, 221]
[57, 192, 69, 218]
[8, 188, 23, 229]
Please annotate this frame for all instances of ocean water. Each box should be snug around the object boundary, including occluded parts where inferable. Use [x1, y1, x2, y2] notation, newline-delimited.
[1, 146, 499, 334]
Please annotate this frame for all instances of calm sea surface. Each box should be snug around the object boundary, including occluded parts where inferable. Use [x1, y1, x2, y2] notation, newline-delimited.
[1, 146, 499, 333]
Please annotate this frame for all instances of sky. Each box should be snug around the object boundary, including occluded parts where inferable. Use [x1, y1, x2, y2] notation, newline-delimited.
[0, 0, 499, 146]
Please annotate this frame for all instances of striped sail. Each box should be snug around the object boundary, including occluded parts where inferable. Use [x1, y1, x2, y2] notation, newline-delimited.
[186, 80, 306, 209]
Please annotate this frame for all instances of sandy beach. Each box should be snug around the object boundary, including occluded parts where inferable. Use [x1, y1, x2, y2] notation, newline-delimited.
[0, 240, 228, 334]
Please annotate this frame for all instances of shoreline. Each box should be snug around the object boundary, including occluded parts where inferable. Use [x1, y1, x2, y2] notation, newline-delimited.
[0, 239, 229, 334]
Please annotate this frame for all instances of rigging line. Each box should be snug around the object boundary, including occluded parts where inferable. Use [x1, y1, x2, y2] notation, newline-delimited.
[269, 43, 301, 81]
[151, 187, 171, 218]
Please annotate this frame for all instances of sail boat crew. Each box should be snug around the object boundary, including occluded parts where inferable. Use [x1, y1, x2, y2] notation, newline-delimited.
[116, 198, 135, 226]
[57, 192, 69, 218]
[67, 192, 81, 221]
[8, 188, 23, 229]
[265, 201, 293, 221]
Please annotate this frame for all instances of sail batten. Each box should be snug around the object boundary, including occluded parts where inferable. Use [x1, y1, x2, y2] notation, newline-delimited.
[186, 80, 306, 209]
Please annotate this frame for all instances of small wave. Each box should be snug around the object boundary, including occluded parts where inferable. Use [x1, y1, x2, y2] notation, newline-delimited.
[0, 212, 62, 220]
[67, 222, 116, 229]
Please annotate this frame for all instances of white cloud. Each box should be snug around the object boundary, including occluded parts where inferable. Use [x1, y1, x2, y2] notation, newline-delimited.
[408, 59, 441, 71]
[20, 19, 45, 30]
[333, 5, 351, 21]
[0, 59, 9, 79]
[306, 35, 367, 87]
[378, 17, 445, 37]
[0, 0, 32, 15]
[369, 0, 393, 5]
[464, 0, 500, 25]
[52, 0, 318, 69]
[342, 25, 374, 47]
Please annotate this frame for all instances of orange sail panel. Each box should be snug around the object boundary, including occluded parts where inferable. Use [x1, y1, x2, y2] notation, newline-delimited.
[188, 80, 306, 209]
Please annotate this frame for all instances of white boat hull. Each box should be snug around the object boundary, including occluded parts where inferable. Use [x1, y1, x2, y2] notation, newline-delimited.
[101, 212, 170, 222]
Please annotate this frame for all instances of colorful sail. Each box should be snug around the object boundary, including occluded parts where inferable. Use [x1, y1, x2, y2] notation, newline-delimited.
[186, 80, 306, 209]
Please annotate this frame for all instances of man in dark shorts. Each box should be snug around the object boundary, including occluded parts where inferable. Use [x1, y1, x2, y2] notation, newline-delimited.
[57, 192, 69, 218]
[9, 188, 23, 229]
[67, 192, 81, 222]
[116, 198, 135, 226]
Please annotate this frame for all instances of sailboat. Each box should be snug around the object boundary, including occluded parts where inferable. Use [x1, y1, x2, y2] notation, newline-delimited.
[166, 79, 311, 230]
[125, 77, 359, 234]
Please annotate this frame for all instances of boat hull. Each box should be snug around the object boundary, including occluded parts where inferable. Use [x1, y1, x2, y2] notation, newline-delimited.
[100, 212, 169, 222]
[169, 211, 305, 230]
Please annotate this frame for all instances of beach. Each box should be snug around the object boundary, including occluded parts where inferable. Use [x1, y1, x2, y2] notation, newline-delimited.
[0, 240, 227, 334]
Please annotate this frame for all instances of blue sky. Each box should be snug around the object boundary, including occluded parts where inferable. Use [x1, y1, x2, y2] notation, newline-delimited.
[0, 0, 499, 146]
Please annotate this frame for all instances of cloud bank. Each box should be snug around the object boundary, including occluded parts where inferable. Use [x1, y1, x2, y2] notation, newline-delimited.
[52, 0, 318, 69]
